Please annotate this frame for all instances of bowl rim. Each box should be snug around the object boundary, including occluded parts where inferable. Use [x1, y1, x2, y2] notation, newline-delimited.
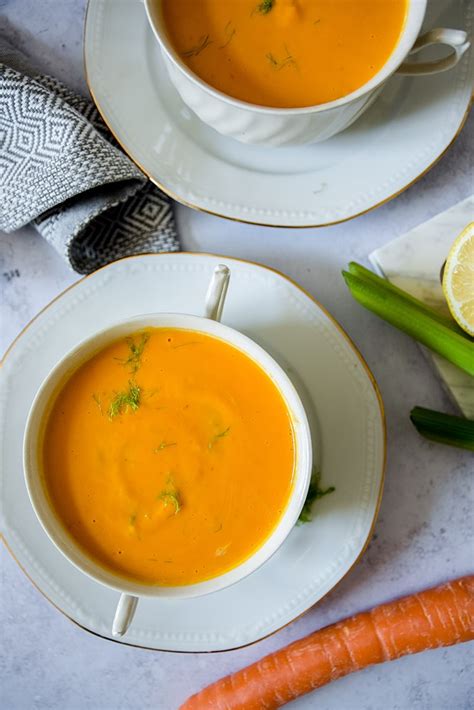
[23, 312, 313, 599]
[144, 0, 426, 116]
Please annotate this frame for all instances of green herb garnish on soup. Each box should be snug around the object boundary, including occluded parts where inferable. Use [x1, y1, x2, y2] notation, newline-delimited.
[116, 331, 150, 374]
[108, 381, 141, 418]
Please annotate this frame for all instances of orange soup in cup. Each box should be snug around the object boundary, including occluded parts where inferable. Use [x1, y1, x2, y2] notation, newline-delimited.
[161, 0, 408, 108]
[41, 328, 295, 586]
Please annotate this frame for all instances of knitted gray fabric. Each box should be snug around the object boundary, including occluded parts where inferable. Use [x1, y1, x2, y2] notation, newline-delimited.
[0, 38, 179, 274]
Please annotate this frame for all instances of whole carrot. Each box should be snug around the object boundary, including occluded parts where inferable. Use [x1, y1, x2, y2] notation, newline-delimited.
[181, 576, 474, 710]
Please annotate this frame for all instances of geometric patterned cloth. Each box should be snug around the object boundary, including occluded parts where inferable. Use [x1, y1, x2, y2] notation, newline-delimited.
[0, 38, 179, 274]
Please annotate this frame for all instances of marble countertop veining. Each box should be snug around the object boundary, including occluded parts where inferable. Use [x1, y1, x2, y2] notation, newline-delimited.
[1, 2, 473, 709]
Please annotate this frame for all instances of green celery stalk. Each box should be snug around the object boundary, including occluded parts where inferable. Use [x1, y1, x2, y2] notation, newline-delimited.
[342, 270, 474, 376]
[410, 407, 474, 451]
[347, 262, 463, 334]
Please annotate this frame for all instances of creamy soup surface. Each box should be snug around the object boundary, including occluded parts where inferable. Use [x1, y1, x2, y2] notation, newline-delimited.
[161, 0, 407, 108]
[42, 328, 295, 585]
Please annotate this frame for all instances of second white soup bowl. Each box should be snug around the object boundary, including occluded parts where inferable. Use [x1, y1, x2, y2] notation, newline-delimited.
[23, 266, 312, 637]
[144, 0, 470, 146]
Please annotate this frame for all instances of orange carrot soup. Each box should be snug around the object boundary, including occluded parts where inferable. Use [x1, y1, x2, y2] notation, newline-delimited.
[41, 328, 295, 585]
[161, 0, 407, 108]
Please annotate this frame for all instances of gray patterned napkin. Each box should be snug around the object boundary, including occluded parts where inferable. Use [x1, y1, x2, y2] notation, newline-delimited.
[0, 37, 179, 274]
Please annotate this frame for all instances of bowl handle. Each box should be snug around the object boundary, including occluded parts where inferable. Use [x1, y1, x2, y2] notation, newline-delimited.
[204, 264, 231, 322]
[396, 28, 470, 75]
[112, 593, 139, 638]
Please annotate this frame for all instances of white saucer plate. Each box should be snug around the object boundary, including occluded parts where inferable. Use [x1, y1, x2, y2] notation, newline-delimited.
[84, 0, 473, 227]
[0, 254, 385, 651]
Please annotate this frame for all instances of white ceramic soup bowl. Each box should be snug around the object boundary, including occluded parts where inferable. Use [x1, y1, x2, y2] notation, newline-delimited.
[23, 266, 312, 637]
[144, 0, 470, 146]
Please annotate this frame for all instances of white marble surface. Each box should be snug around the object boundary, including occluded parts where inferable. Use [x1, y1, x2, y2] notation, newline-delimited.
[0, 1, 473, 708]
[371, 196, 474, 419]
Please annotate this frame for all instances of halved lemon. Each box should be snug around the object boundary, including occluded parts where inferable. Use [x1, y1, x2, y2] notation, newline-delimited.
[442, 222, 474, 337]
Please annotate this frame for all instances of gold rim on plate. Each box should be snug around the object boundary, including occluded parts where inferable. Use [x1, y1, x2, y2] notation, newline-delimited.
[83, 0, 472, 229]
[1, 252, 386, 653]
